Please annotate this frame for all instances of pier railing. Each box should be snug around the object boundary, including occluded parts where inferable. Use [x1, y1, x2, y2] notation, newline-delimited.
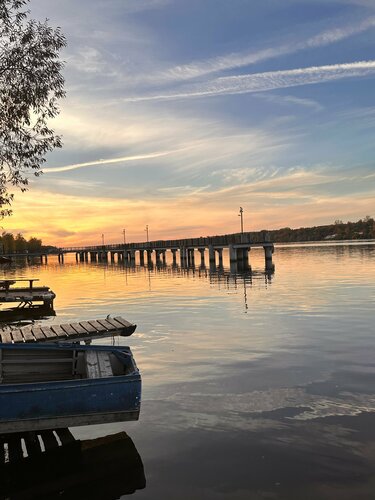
[57, 231, 271, 253]
[0, 231, 274, 270]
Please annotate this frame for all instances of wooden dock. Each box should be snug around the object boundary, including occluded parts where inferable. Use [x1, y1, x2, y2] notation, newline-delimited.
[0, 279, 55, 308]
[0, 316, 136, 344]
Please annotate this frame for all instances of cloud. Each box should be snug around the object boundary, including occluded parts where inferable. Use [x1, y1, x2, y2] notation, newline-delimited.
[104, 0, 171, 14]
[123, 61, 375, 102]
[47, 103, 291, 186]
[49, 229, 77, 237]
[44, 150, 183, 173]
[60, 10, 375, 93]
[305, 16, 375, 48]
[157, 185, 211, 196]
[66, 47, 111, 75]
[8, 163, 375, 245]
[255, 94, 324, 111]
[155, 17, 375, 83]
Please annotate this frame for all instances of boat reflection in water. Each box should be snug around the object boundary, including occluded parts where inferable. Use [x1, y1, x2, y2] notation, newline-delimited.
[0, 425, 145, 499]
[0, 304, 56, 327]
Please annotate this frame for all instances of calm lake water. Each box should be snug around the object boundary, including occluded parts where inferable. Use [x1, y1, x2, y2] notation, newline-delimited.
[1, 242, 375, 499]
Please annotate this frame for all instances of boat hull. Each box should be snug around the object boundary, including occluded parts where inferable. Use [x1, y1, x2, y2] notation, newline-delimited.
[0, 409, 140, 433]
[0, 343, 141, 433]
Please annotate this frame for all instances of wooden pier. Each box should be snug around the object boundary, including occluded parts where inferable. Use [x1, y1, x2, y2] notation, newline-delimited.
[64, 231, 275, 270]
[1, 230, 275, 270]
[0, 279, 55, 308]
[0, 316, 136, 344]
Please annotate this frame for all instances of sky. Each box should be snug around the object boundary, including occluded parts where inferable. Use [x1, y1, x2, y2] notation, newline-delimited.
[5, 0, 375, 245]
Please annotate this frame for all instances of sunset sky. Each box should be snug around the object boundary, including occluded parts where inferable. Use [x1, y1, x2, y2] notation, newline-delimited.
[5, 0, 375, 246]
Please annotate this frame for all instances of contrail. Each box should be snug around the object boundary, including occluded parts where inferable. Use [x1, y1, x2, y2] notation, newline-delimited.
[157, 17, 375, 82]
[44, 150, 179, 173]
[124, 60, 375, 102]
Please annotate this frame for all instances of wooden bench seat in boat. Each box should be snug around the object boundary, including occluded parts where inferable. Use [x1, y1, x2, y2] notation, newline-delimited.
[85, 351, 114, 379]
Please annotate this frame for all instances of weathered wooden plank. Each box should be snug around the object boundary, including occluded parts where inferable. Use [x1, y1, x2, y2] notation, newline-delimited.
[0, 291, 52, 298]
[10, 329, 24, 343]
[3, 287, 49, 293]
[113, 316, 134, 329]
[40, 326, 58, 339]
[0, 329, 13, 343]
[87, 320, 108, 332]
[79, 321, 98, 333]
[86, 351, 113, 378]
[31, 327, 47, 341]
[96, 319, 118, 331]
[50, 324, 67, 338]
[59, 324, 77, 337]
[86, 351, 100, 378]
[20, 326, 35, 342]
[0, 316, 135, 345]
[69, 322, 88, 335]
[105, 317, 130, 330]
[97, 351, 113, 377]
[2, 358, 74, 364]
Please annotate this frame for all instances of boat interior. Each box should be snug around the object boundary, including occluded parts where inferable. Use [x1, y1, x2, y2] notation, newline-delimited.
[0, 347, 135, 384]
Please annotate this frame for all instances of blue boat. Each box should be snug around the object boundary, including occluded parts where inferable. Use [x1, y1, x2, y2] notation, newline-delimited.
[0, 343, 141, 433]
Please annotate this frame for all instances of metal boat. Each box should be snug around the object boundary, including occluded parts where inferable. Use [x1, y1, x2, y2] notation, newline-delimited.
[0, 343, 141, 433]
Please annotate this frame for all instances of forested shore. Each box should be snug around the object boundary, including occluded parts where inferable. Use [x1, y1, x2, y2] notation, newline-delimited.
[266, 216, 375, 243]
[0, 232, 42, 253]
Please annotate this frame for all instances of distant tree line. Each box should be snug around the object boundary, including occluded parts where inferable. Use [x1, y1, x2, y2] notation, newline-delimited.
[0, 232, 43, 254]
[265, 216, 375, 243]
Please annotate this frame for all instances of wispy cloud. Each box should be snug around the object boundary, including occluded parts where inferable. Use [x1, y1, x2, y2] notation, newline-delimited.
[10, 162, 375, 245]
[156, 17, 375, 83]
[44, 150, 180, 173]
[124, 61, 375, 102]
[305, 16, 375, 47]
[63, 13, 375, 91]
[255, 93, 324, 111]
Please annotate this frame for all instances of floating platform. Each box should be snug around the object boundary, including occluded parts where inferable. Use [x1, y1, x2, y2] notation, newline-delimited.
[0, 279, 55, 308]
[0, 316, 136, 344]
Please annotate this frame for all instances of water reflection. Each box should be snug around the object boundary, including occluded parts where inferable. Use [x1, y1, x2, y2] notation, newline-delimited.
[0, 256, 274, 316]
[0, 426, 145, 499]
[0, 305, 56, 327]
[141, 261, 273, 284]
[1, 243, 375, 499]
[128, 262, 273, 312]
[5, 251, 275, 277]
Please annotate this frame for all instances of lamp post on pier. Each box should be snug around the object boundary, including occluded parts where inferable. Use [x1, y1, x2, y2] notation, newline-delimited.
[238, 207, 244, 234]
[122, 228, 126, 245]
[145, 225, 149, 242]
[101, 233, 105, 246]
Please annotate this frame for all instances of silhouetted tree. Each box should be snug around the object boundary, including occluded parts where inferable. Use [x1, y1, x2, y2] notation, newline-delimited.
[0, 0, 66, 217]
[15, 232, 27, 252]
[1, 231, 15, 252]
[27, 236, 42, 252]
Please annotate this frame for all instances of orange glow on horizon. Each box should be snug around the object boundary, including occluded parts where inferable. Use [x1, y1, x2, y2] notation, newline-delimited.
[3, 188, 374, 247]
